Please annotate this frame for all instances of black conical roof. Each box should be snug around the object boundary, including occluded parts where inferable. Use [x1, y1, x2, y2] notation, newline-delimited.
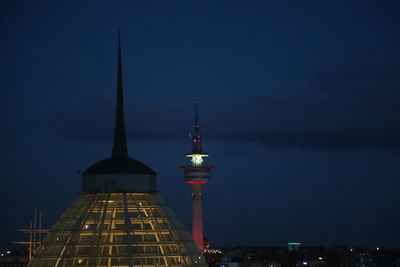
[83, 157, 156, 175]
[82, 36, 156, 176]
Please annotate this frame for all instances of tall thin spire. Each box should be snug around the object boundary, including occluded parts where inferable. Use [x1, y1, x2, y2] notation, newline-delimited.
[112, 33, 128, 158]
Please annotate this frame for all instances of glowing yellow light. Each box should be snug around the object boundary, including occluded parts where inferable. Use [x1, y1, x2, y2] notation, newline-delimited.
[186, 154, 208, 157]
[186, 154, 208, 166]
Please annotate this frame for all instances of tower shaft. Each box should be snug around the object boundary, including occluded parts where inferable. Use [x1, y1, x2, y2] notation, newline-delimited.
[192, 184, 204, 250]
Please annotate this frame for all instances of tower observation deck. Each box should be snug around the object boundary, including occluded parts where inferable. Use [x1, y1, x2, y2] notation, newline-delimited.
[181, 103, 214, 251]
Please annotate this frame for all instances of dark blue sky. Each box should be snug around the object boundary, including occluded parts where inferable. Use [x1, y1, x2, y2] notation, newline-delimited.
[1, 0, 400, 249]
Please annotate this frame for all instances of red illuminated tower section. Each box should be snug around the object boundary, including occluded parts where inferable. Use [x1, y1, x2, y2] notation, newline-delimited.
[181, 103, 213, 251]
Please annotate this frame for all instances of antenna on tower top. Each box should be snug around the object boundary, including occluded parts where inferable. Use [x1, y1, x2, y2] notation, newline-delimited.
[194, 101, 199, 127]
[191, 101, 203, 155]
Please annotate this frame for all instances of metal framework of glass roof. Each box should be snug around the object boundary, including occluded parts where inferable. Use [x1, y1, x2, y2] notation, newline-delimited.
[29, 193, 207, 267]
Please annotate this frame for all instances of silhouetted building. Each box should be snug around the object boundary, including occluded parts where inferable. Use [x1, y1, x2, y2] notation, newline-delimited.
[215, 246, 400, 267]
[29, 37, 207, 267]
[0, 250, 28, 267]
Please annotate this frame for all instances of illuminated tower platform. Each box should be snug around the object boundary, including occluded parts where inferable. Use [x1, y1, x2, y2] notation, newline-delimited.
[181, 104, 213, 251]
[29, 38, 207, 267]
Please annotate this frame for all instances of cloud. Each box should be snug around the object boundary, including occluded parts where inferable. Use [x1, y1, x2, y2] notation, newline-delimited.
[233, 60, 400, 150]
[50, 60, 400, 151]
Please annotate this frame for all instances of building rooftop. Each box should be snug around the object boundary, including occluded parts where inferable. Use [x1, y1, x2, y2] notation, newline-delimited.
[83, 157, 156, 176]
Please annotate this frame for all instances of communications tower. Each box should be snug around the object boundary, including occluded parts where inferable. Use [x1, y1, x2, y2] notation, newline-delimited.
[181, 103, 214, 251]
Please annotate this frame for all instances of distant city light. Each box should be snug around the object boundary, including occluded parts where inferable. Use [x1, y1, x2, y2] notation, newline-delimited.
[303, 262, 308, 265]
[204, 249, 223, 254]
[318, 257, 323, 260]
[376, 247, 380, 251]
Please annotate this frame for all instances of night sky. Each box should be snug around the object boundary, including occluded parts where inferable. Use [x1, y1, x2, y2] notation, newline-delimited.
[1, 1, 400, 250]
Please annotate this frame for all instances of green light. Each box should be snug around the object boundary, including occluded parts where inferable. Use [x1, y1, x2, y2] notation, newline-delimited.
[288, 242, 301, 245]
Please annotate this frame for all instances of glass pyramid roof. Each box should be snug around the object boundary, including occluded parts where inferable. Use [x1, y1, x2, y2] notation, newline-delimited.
[29, 193, 207, 267]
